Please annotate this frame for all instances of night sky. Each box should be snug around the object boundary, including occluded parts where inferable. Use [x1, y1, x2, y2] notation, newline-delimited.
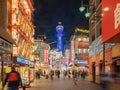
[33, 0, 89, 48]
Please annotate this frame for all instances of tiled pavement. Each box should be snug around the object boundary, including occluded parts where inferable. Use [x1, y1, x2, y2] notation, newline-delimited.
[26, 76, 103, 90]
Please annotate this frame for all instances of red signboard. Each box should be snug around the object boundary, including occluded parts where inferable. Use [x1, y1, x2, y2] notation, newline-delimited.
[44, 49, 48, 64]
[102, 0, 120, 43]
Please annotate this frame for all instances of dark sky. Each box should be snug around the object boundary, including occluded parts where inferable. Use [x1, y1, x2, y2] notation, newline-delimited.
[33, 0, 89, 48]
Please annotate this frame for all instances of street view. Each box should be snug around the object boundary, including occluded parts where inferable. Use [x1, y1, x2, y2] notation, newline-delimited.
[0, 0, 120, 90]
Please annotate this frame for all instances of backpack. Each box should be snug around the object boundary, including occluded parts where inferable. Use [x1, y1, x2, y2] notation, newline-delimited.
[7, 72, 19, 81]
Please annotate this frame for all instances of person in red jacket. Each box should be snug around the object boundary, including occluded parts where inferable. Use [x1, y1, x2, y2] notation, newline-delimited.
[3, 66, 22, 90]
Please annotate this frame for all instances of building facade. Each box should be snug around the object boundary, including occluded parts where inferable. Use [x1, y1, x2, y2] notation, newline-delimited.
[7, 0, 34, 87]
[89, 0, 120, 83]
[34, 39, 51, 75]
[89, 0, 102, 83]
[70, 28, 89, 71]
[0, 0, 15, 88]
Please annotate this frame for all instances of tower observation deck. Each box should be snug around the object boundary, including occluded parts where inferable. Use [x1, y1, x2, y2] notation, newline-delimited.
[56, 22, 64, 55]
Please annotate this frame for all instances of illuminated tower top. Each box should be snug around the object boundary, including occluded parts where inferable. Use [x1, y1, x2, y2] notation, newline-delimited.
[56, 22, 64, 34]
[56, 22, 64, 55]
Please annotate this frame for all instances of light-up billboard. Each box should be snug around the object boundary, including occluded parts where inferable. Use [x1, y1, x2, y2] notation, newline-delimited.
[102, 0, 120, 43]
[77, 60, 88, 65]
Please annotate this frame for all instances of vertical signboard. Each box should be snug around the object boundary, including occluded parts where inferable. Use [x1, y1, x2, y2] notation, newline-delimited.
[71, 41, 75, 61]
[102, 0, 120, 43]
[44, 49, 48, 64]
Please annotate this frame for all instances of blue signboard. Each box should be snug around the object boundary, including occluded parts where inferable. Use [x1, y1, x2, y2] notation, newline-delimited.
[17, 57, 24, 63]
[17, 57, 33, 65]
[77, 60, 88, 65]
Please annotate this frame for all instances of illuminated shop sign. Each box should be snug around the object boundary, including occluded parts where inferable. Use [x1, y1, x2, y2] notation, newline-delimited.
[77, 60, 88, 65]
[102, 0, 120, 43]
[75, 28, 89, 33]
[17, 57, 24, 63]
[17, 57, 32, 65]
[44, 49, 48, 64]
[24, 60, 29, 64]
[71, 41, 75, 61]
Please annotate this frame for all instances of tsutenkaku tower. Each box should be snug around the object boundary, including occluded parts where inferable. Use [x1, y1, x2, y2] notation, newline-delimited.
[56, 22, 64, 55]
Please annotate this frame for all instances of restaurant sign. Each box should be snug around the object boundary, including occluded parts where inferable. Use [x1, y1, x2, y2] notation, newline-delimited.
[102, 0, 120, 43]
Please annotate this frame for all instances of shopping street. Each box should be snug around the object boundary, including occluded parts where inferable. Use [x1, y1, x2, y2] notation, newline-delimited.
[26, 76, 103, 90]
[25, 75, 120, 90]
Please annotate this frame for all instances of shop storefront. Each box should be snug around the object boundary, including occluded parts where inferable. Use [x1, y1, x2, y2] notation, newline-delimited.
[112, 45, 120, 74]
[102, 0, 120, 75]
[0, 27, 15, 89]
[91, 56, 96, 82]
[95, 53, 100, 83]
[105, 48, 112, 72]
[13, 56, 34, 87]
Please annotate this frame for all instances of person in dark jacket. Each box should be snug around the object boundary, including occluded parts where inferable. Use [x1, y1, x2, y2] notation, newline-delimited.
[3, 66, 22, 90]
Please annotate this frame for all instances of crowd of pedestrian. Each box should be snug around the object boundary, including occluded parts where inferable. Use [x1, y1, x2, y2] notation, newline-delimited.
[62, 69, 88, 80]
[35, 69, 88, 83]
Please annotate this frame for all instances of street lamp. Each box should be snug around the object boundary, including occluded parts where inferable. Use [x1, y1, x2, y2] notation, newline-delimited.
[85, 7, 90, 18]
[79, 0, 85, 12]
[79, 0, 90, 18]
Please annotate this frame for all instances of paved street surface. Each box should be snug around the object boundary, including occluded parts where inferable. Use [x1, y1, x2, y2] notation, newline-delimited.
[26, 76, 103, 90]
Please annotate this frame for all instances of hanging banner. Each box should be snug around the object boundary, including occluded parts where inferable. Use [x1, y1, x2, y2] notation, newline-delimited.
[102, 0, 120, 43]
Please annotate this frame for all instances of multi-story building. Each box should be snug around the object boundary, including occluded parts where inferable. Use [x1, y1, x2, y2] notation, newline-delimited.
[34, 39, 50, 75]
[89, 0, 120, 83]
[7, 0, 34, 87]
[70, 28, 89, 71]
[89, 0, 102, 83]
[0, 0, 15, 88]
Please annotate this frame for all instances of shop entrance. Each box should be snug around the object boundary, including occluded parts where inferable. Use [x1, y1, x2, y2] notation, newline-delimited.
[114, 60, 120, 74]
[92, 62, 96, 82]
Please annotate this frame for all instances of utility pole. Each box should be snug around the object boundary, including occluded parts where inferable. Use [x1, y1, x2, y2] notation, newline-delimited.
[102, 43, 105, 73]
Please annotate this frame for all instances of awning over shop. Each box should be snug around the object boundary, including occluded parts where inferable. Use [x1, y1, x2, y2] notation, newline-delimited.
[0, 27, 16, 44]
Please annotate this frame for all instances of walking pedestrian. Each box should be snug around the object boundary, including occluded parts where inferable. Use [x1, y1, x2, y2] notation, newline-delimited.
[57, 70, 60, 78]
[72, 70, 77, 85]
[68, 70, 71, 79]
[81, 70, 86, 80]
[37, 70, 41, 79]
[50, 70, 54, 80]
[35, 71, 38, 79]
[63, 70, 67, 80]
[3, 66, 22, 90]
[44, 70, 46, 76]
